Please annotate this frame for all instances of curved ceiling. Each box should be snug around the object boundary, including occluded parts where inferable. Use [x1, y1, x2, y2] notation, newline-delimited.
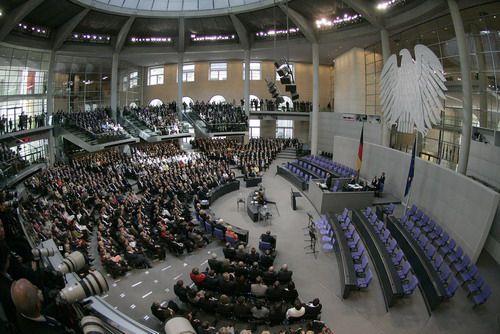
[74, 0, 281, 17]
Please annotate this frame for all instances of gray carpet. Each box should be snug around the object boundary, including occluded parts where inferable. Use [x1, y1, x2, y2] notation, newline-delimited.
[103, 158, 500, 334]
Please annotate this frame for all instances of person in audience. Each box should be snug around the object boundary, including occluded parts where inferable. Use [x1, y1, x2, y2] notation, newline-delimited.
[151, 301, 174, 323]
[303, 298, 322, 320]
[203, 270, 219, 291]
[174, 280, 191, 303]
[219, 272, 236, 296]
[325, 173, 333, 189]
[262, 266, 277, 286]
[277, 264, 293, 285]
[222, 243, 236, 261]
[266, 281, 282, 302]
[286, 301, 306, 323]
[233, 296, 252, 320]
[251, 276, 268, 298]
[208, 253, 223, 274]
[190, 267, 206, 287]
[260, 231, 276, 249]
[10, 278, 72, 334]
[216, 294, 234, 318]
[282, 281, 299, 304]
[250, 299, 270, 320]
[268, 301, 287, 325]
[225, 226, 238, 242]
[259, 250, 275, 269]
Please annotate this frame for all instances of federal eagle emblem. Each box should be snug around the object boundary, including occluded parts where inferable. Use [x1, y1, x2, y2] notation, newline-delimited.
[380, 44, 447, 135]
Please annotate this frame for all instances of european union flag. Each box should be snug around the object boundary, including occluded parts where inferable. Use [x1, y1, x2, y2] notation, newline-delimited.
[404, 137, 416, 197]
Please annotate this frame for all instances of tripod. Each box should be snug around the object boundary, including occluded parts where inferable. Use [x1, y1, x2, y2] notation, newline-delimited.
[303, 212, 314, 230]
[304, 226, 319, 256]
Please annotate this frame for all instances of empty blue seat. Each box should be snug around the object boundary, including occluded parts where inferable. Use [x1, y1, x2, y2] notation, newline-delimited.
[453, 255, 471, 272]
[418, 234, 429, 248]
[259, 240, 273, 252]
[411, 226, 421, 240]
[472, 284, 492, 307]
[438, 264, 452, 282]
[375, 221, 385, 234]
[425, 243, 436, 259]
[433, 232, 450, 248]
[432, 254, 444, 271]
[364, 207, 372, 217]
[386, 238, 398, 254]
[439, 238, 456, 256]
[428, 225, 443, 240]
[348, 233, 361, 249]
[446, 246, 463, 263]
[392, 249, 405, 266]
[351, 243, 365, 260]
[402, 275, 419, 295]
[445, 276, 460, 298]
[214, 228, 225, 241]
[466, 276, 484, 295]
[381, 229, 391, 243]
[205, 221, 213, 235]
[322, 235, 335, 252]
[459, 264, 478, 283]
[357, 269, 373, 289]
[405, 219, 415, 231]
[384, 203, 395, 215]
[398, 261, 412, 279]
[354, 255, 369, 273]
[344, 224, 355, 239]
[422, 220, 436, 233]
[416, 215, 430, 228]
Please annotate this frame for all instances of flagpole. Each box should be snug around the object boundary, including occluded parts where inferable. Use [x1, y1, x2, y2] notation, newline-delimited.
[403, 131, 418, 217]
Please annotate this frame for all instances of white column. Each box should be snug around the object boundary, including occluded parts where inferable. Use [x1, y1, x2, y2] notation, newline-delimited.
[448, 0, 472, 175]
[177, 53, 183, 116]
[244, 49, 251, 116]
[311, 42, 320, 155]
[46, 50, 56, 165]
[111, 52, 119, 121]
[380, 28, 391, 147]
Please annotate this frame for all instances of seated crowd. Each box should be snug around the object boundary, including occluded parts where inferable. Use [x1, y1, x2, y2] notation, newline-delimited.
[124, 104, 184, 135]
[21, 141, 238, 278]
[188, 101, 248, 131]
[53, 108, 129, 143]
[0, 143, 29, 178]
[192, 137, 299, 177]
[168, 254, 322, 326]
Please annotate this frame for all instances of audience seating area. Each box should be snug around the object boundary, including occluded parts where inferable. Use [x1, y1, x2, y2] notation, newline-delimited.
[397, 205, 492, 307]
[124, 104, 184, 135]
[302, 155, 356, 178]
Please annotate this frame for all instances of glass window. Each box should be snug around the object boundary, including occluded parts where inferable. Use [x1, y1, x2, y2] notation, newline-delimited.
[249, 119, 261, 138]
[209, 95, 226, 104]
[243, 62, 261, 80]
[129, 71, 138, 88]
[149, 98, 163, 107]
[278, 96, 293, 111]
[276, 63, 295, 80]
[122, 75, 128, 90]
[182, 96, 194, 109]
[276, 119, 293, 139]
[183, 64, 195, 82]
[148, 66, 164, 86]
[209, 62, 227, 80]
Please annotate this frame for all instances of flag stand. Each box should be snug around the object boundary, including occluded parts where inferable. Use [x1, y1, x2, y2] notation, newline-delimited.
[403, 131, 418, 217]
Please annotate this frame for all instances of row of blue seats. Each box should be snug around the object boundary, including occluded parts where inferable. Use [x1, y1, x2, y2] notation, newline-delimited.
[400, 205, 491, 305]
[302, 155, 355, 177]
[296, 160, 341, 192]
[363, 207, 418, 296]
[284, 163, 313, 182]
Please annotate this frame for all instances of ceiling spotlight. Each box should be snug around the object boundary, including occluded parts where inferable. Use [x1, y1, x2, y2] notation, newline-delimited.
[0, 11, 3, 17]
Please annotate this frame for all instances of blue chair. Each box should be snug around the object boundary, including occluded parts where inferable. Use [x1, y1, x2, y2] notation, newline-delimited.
[428, 225, 443, 241]
[348, 233, 360, 249]
[422, 219, 436, 233]
[472, 284, 492, 307]
[214, 228, 225, 241]
[411, 226, 421, 240]
[356, 269, 373, 288]
[259, 240, 273, 252]
[364, 207, 372, 217]
[425, 243, 436, 259]
[354, 255, 369, 273]
[416, 215, 429, 228]
[375, 221, 385, 234]
[344, 224, 355, 239]
[320, 223, 331, 235]
[398, 261, 412, 279]
[445, 276, 460, 298]
[459, 264, 478, 283]
[402, 275, 419, 295]
[433, 232, 450, 248]
[381, 229, 391, 243]
[226, 235, 237, 246]
[438, 264, 452, 282]
[384, 203, 395, 215]
[340, 216, 352, 230]
[391, 249, 404, 266]
[466, 276, 485, 295]
[418, 234, 429, 249]
[453, 254, 471, 273]
[432, 254, 444, 271]
[439, 238, 456, 256]
[322, 235, 335, 252]
[386, 238, 397, 254]
[351, 243, 365, 261]
[446, 246, 463, 263]
[205, 221, 213, 235]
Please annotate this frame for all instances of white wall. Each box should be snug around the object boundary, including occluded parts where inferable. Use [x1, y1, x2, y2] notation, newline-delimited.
[468, 140, 500, 189]
[317, 112, 382, 154]
[333, 135, 500, 263]
[334, 48, 366, 114]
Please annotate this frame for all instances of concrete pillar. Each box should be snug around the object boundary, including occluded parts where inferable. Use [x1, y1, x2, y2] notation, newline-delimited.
[473, 31, 488, 128]
[311, 42, 320, 155]
[46, 50, 56, 165]
[177, 53, 183, 117]
[448, 0, 472, 174]
[244, 49, 251, 116]
[380, 28, 391, 147]
[111, 52, 119, 121]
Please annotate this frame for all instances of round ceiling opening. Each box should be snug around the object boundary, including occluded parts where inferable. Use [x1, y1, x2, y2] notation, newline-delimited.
[74, 0, 280, 17]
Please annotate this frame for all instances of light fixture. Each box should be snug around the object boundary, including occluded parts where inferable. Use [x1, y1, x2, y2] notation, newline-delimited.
[191, 34, 236, 42]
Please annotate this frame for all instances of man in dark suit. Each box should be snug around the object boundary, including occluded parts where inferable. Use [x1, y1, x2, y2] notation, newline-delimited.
[277, 264, 293, 284]
[325, 173, 333, 189]
[260, 230, 276, 249]
[303, 298, 322, 319]
[207, 253, 223, 274]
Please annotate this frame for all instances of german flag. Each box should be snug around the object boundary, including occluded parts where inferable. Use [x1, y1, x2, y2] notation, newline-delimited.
[356, 125, 364, 174]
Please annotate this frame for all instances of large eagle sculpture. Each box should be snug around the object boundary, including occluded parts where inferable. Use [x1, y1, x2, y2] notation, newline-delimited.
[380, 44, 447, 135]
